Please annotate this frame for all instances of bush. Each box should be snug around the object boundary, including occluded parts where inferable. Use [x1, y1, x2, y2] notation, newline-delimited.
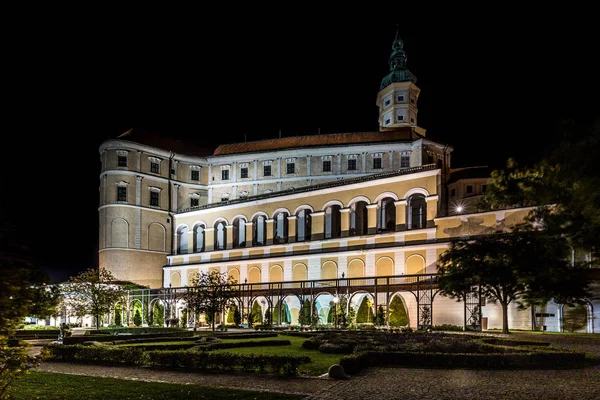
[44, 344, 147, 365]
[431, 324, 464, 332]
[200, 339, 291, 351]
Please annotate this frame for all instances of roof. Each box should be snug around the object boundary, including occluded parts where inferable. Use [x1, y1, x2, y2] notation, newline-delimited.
[116, 128, 213, 157]
[213, 127, 423, 156]
[447, 166, 492, 184]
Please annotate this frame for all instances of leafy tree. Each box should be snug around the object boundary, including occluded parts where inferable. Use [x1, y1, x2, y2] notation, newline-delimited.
[114, 305, 122, 327]
[133, 309, 142, 327]
[298, 299, 311, 326]
[183, 270, 238, 332]
[272, 300, 289, 325]
[250, 301, 263, 324]
[347, 305, 356, 325]
[375, 305, 386, 326]
[438, 231, 590, 333]
[389, 296, 409, 327]
[233, 305, 241, 325]
[226, 305, 236, 324]
[310, 300, 320, 326]
[264, 309, 272, 325]
[337, 295, 348, 327]
[356, 298, 374, 323]
[152, 302, 164, 327]
[62, 267, 125, 330]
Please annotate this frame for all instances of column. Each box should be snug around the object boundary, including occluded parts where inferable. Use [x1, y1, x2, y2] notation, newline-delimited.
[287, 215, 297, 243]
[233, 185, 237, 199]
[136, 151, 141, 172]
[310, 211, 325, 241]
[102, 175, 107, 205]
[425, 195, 439, 228]
[388, 151, 393, 169]
[232, 162, 237, 183]
[339, 207, 351, 237]
[337, 154, 342, 173]
[208, 187, 213, 204]
[394, 250, 405, 275]
[172, 184, 179, 212]
[253, 183, 258, 196]
[425, 248, 438, 274]
[306, 156, 311, 176]
[135, 176, 143, 249]
[204, 228, 215, 252]
[187, 230, 194, 254]
[361, 153, 366, 173]
[266, 219, 274, 245]
[366, 204, 378, 235]
[277, 158, 281, 179]
[136, 175, 143, 206]
[394, 200, 407, 231]
[254, 160, 258, 180]
[277, 181, 281, 191]
[245, 222, 254, 247]
[226, 225, 234, 250]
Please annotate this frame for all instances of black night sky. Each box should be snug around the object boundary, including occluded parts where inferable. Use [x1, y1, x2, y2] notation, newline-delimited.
[3, 11, 599, 283]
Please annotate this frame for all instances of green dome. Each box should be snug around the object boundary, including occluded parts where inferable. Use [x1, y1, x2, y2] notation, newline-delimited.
[380, 33, 416, 90]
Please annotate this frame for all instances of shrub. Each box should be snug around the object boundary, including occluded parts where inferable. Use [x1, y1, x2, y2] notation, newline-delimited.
[44, 344, 147, 365]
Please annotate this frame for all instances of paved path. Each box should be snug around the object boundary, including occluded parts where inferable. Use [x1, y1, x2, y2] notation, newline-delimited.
[30, 332, 600, 399]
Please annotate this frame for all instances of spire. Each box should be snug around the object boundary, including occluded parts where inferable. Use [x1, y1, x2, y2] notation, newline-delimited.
[380, 30, 416, 90]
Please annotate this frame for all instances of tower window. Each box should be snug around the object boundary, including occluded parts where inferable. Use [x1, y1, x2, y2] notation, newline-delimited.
[400, 155, 410, 168]
[385, 118, 391, 125]
[264, 165, 272, 176]
[117, 156, 127, 167]
[451, 188, 456, 197]
[117, 186, 127, 202]
[466, 185, 473, 194]
[150, 191, 159, 207]
[373, 157, 382, 169]
[384, 99, 391, 107]
[191, 198, 199, 207]
[348, 159, 357, 171]
[240, 167, 248, 179]
[222, 170, 230, 180]
[286, 162, 295, 174]
[397, 95, 404, 102]
[410, 118, 415, 124]
[397, 115, 404, 121]
[323, 160, 331, 172]
[191, 170, 199, 181]
[150, 161, 160, 174]
[410, 97, 415, 104]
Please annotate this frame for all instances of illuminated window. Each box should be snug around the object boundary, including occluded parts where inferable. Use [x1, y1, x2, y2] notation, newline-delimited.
[117, 186, 127, 202]
[323, 160, 331, 172]
[400, 155, 410, 168]
[373, 157, 382, 169]
[264, 165, 271, 176]
[222, 170, 229, 180]
[191, 170, 199, 181]
[240, 167, 248, 179]
[348, 159, 357, 171]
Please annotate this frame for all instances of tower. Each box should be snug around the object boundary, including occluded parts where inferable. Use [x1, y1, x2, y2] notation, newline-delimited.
[376, 32, 422, 132]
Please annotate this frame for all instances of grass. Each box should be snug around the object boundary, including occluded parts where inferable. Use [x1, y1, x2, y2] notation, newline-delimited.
[6, 371, 303, 400]
[212, 334, 342, 376]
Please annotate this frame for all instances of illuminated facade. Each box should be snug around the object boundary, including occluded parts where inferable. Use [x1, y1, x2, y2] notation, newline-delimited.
[98, 35, 598, 333]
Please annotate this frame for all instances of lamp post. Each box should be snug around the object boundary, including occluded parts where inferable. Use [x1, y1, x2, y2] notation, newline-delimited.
[333, 296, 339, 328]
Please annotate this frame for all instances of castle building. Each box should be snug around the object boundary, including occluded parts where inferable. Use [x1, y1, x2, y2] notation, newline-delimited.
[98, 34, 598, 333]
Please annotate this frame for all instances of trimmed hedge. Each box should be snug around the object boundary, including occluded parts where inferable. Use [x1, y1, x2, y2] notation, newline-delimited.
[479, 338, 551, 347]
[340, 350, 587, 374]
[45, 344, 147, 365]
[63, 331, 194, 345]
[200, 339, 291, 351]
[211, 332, 278, 339]
[91, 327, 188, 335]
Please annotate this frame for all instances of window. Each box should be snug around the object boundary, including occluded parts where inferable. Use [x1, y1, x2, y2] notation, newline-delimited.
[191, 198, 199, 207]
[191, 170, 199, 181]
[150, 161, 160, 173]
[240, 167, 248, 179]
[264, 165, 271, 176]
[482, 184, 488, 193]
[466, 185, 473, 194]
[450, 188, 456, 197]
[221, 170, 230, 180]
[410, 97, 415, 104]
[410, 118, 415, 124]
[428, 155, 434, 164]
[348, 159, 357, 171]
[400, 155, 410, 168]
[117, 156, 127, 167]
[117, 186, 127, 202]
[150, 191, 159, 207]
[171, 168, 176, 176]
[397, 114, 404, 121]
[373, 157, 382, 169]
[385, 118, 391, 125]
[323, 160, 331, 172]
[384, 99, 391, 106]
[397, 95, 404, 102]
[286, 162, 295, 174]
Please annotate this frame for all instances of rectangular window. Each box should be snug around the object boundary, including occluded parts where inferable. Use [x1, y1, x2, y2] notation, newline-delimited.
[373, 157, 382, 169]
[240, 167, 248, 179]
[400, 155, 410, 168]
[348, 159, 357, 171]
[191, 170, 199, 181]
[451, 188, 456, 197]
[428, 155, 434, 164]
[117, 156, 127, 167]
[264, 165, 271, 176]
[150, 162, 160, 174]
[150, 191, 159, 207]
[117, 186, 127, 202]
[384, 99, 391, 106]
[410, 97, 415, 104]
[410, 118, 415, 124]
[482, 184, 488, 193]
[385, 118, 391, 125]
[323, 160, 331, 172]
[466, 185, 473, 194]
[397, 115, 404, 121]
[221, 170, 230, 180]
[170, 168, 176, 175]
[191, 198, 199, 207]
[287, 162, 295, 174]
[397, 95, 404, 102]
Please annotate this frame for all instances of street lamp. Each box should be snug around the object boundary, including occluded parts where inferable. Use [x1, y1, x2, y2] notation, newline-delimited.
[332, 296, 339, 328]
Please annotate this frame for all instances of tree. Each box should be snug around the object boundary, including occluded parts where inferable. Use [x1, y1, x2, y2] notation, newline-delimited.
[183, 270, 238, 332]
[356, 298, 374, 323]
[62, 267, 126, 329]
[298, 299, 311, 326]
[264, 309, 272, 326]
[114, 305, 122, 327]
[347, 305, 356, 325]
[337, 295, 348, 327]
[310, 300, 319, 327]
[250, 301, 263, 325]
[438, 231, 590, 333]
[375, 305, 385, 326]
[388, 296, 409, 327]
[233, 305, 241, 325]
[133, 309, 142, 327]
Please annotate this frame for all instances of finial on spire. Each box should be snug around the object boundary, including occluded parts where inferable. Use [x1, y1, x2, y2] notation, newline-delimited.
[395, 24, 400, 41]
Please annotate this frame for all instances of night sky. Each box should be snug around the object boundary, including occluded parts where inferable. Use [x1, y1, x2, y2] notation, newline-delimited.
[3, 13, 599, 283]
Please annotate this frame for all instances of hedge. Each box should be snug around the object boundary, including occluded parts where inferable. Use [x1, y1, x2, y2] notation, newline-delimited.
[63, 331, 194, 345]
[45, 344, 147, 365]
[200, 339, 291, 351]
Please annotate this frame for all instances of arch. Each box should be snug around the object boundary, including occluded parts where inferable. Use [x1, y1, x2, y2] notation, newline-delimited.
[273, 210, 289, 244]
[193, 223, 206, 252]
[407, 194, 427, 230]
[212, 217, 229, 226]
[228, 267, 240, 284]
[250, 211, 269, 221]
[402, 187, 430, 199]
[176, 225, 189, 254]
[350, 200, 368, 236]
[231, 216, 247, 248]
[324, 204, 342, 239]
[148, 223, 166, 252]
[321, 200, 344, 211]
[561, 301, 593, 333]
[377, 196, 396, 232]
[376, 256, 394, 284]
[252, 214, 267, 246]
[187, 270, 199, 285]
[374, 191, 399, 204]
[214, 221, 227, 250]
[170, 271, 181, 287]
[269, 265, 284, 283]
[271, 207, 291, 219]
[111, 218, 129, 248]
[247, 266, 261, 283]
[295, 208, 312, 242]
[293, 204, 315, 215]
[347, 195, 371, 208]
[406, 254, 426, 275]
[321, 261, 338, 281]
[347, 258, 365, 286]
[388, 293, 410, 327]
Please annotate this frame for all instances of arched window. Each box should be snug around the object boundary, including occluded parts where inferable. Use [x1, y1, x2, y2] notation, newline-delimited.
[377, 197, 396, 232]
[296, 209, 312, 242]
[177, 226, 188, 254]
[253, 215, 266, 246]
[232, 217, 246, 248]
[407, 194, 427, 230]
[273, 211, 289, 244]
[193, 224, 205, 252]
[350, 201, 368, 236]
[324, 205, 341, 239]
[214, 221, 226, 250]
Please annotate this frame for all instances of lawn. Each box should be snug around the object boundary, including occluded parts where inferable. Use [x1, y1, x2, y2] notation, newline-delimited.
[6, 371, 303, 400]
[212, 334, 342, 376]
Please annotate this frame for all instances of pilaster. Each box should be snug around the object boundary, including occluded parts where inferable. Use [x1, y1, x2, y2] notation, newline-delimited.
[310, 211, 325, 241]
[287, 215, 297, 243]
[204, 228, 215, 252]
[366, 204, 378, 235]
[266, 219, 275, 245]
[394, 199, 407, 231]
[340, 207, 351, 237]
